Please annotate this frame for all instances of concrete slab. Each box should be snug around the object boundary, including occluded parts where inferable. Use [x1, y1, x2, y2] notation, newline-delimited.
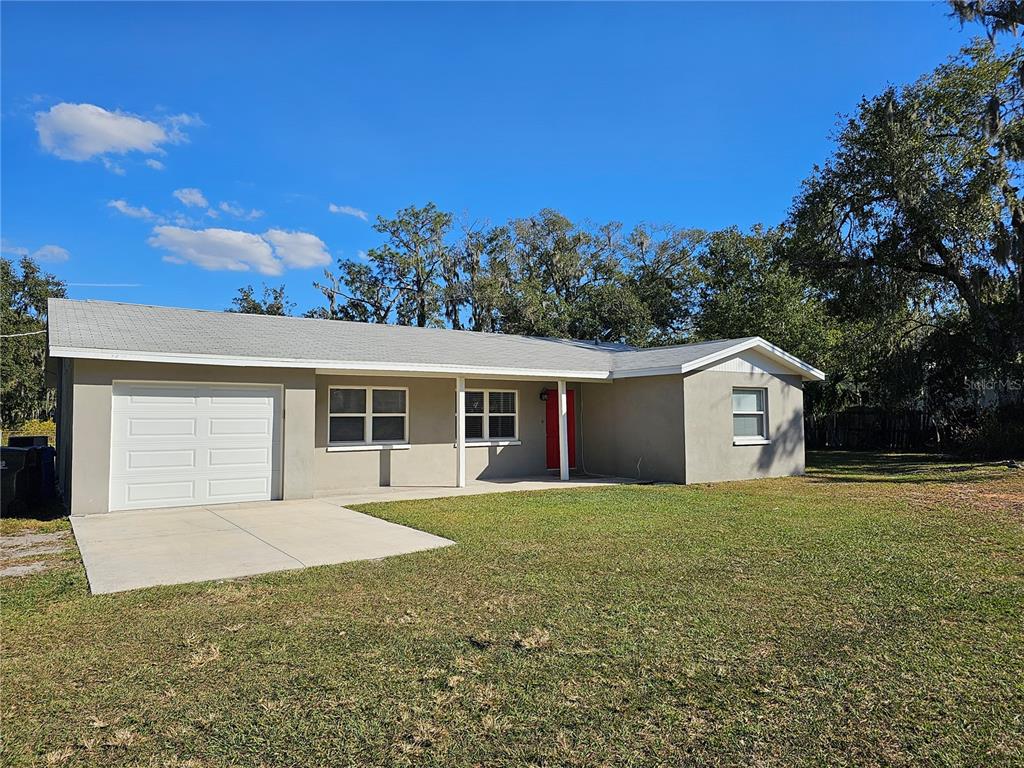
[213, 501, 453, 567]
[72, 476, 629, 594]
[71, 500, 453, 594]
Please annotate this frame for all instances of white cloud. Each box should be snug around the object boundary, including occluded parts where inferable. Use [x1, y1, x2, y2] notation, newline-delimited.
[173, 187, 208, 208]
[108, 199, 158, 221]
[69, 282, 142, 288]
[149, 226, 280, 275]
[34, 103, 195, 166]
[149, 226, 331, 275]
[262, 229, 331, 269]
[1, 240, 28, 257]
[101, 157, 126, 175]
[33, 245, 70, 262]
[2, 240, 69, 263]
[328, 203, 369, 221]
[219, 201, 264, 220]
[145, 159, 165, 171]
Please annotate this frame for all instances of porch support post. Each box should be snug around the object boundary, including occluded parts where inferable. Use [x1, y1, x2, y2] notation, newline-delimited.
[456, 376, 466, 488]
[557, 379, 569, 481]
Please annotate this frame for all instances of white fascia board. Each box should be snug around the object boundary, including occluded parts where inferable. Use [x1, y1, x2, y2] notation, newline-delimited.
[48, 346, 612, 381]
[678, 338, 826, 381]
[609, 365, 684, 379]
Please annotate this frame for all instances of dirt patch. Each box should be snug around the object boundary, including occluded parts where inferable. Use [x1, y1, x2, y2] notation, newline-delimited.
[0, 531, 71, 577]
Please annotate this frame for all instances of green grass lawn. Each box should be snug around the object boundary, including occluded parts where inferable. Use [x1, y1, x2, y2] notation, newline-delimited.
[2, 453, 1022, 767]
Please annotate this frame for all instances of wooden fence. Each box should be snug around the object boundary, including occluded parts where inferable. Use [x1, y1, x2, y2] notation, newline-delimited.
[805, 407, 938, 451]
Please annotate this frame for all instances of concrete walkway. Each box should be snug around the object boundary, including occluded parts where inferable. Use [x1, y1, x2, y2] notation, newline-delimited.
[319, 474, 632, 506]
[72, 475, 630, 594]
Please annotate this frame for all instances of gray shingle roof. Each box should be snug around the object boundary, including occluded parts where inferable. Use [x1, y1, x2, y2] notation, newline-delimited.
[47, 299, 822, 380]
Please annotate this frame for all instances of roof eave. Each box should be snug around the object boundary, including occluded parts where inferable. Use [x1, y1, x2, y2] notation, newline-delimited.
[677, 337, 826, 381]
[47, 345, 613, 381]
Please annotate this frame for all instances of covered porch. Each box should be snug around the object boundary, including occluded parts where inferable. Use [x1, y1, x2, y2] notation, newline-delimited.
[314, 371, 601, 496]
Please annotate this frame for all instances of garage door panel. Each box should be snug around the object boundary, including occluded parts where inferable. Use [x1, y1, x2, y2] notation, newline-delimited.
[122, 385, 201, 407]
[110, 383, 280, 511]
[207, 446, 272, 468]
[124, 479, 198, 506]
[124, 416, 199, 438]
[207, 474, 273, 500]
[122, 448, 197, 472]
[208, 416, 273, 437]
[209, 388, 276, 408]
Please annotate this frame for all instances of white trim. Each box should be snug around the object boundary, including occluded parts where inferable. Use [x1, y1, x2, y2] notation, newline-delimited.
[679, 338, 826, 381]
[610, 365, 684, 379]
[328, 385, 409, 447]
[326, 443, 410, 453]
[463, 388, 519, 442]
[732, 386, 768, 443]
[50, 346, 612, 381]
[557, 380, 569, 481]
[456, 377, 466, 488]
[51, 336, 825, 382]
[465, 439, 521, 448]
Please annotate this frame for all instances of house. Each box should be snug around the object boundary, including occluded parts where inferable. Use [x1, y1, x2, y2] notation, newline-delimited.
[47, 299, 825, 516]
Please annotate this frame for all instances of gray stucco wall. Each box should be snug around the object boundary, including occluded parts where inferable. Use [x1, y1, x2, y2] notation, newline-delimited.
[67, 359, 316, 515]
[313, 375, 571, 494]
[579, 376, 686, 482]
[60, 355, 804, 514]
[682, 369, 805, 484]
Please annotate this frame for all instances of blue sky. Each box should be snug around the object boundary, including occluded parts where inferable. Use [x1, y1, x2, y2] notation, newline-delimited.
[2, 2, 972, 313]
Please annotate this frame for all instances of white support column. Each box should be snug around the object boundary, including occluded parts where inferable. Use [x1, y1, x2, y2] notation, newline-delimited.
[456, 376, 466, 488]
[557, 379, 569, 481]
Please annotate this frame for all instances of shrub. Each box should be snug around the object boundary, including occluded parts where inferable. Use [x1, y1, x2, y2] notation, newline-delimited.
[957, 404, 1024, 460]
[3, 419, 56, 446]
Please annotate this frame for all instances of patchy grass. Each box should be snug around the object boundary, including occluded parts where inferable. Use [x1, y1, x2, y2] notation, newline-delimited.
[1, 497, 68, 536]
[2, 453, 1022, 767]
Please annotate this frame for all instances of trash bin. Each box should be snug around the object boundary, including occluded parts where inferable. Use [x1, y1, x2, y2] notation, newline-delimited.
[8, 435, 48, 448]
[1, 447, 31, 516]
[38, 445, 56, 499]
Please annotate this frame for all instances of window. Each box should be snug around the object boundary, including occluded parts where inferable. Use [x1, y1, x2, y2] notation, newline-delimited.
[732, 388, 768, 444]
[329, 386, 407, 445]
[464, 389, 517, 442]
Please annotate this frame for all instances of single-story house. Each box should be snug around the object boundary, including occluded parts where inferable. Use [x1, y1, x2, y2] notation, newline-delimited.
[47, 299, 825, 516]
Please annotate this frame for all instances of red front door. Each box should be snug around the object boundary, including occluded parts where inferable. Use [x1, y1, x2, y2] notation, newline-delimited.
[545, 389, 576, 470]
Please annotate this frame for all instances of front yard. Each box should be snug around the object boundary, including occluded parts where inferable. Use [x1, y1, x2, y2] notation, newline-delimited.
[2, 453, 1022, 766]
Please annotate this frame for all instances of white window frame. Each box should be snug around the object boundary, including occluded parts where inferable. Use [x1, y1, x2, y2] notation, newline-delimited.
[732, 387, 770, 445]
[327, 386, 409, 451]
[464, 388, 520, 446]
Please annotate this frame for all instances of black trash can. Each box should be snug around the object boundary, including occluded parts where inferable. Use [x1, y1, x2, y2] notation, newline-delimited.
[1, 447, 31, 516]
[38, 445, 57, 499]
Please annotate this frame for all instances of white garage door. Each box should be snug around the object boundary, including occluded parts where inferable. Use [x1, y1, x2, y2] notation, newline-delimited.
[109, 382, 281, 511]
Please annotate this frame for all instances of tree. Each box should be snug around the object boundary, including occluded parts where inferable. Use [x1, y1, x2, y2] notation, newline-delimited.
[487, 210, 650, 343]
[227, 284, 295, 316]
[310, 203, 453, 327]
[787, 42, 1024, 366]
[692, 227, 838, 368]
[626, 223, 702, 344]
[950, 0, 1024, 39]
[1, 256, 66, 428]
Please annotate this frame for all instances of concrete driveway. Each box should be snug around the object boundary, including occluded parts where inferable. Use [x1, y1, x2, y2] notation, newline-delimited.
[71, 499, 453, 594]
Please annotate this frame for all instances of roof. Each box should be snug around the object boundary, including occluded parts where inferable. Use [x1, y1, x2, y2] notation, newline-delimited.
[47, 299, 825, 381]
